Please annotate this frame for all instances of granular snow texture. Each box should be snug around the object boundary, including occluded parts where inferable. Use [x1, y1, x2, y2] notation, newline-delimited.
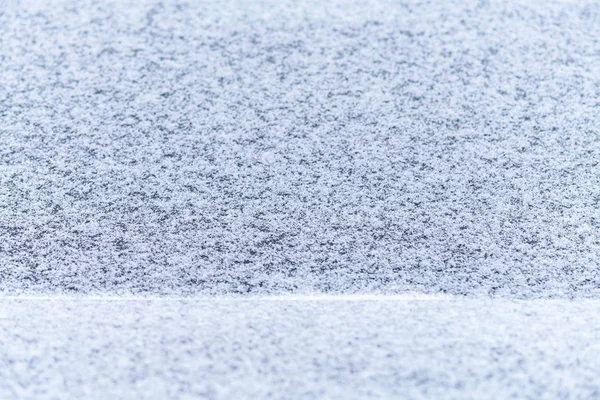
[1, 0, 600, 296]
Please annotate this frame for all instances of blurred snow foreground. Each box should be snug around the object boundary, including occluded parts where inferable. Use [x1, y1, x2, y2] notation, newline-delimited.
[2, 0, 600, 398]
[2, 297, 600, 399]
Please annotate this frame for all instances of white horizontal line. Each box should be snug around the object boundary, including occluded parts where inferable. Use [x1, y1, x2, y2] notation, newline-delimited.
[0, 295, 591, 302]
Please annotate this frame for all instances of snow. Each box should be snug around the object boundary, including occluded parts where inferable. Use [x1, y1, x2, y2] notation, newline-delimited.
[2, 1, 600, 397]
[1, 0, 600, 297]
[2, 297, 600, 399]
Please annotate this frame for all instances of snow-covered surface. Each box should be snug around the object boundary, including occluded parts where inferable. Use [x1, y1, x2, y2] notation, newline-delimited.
[1, 297, 600, 399]
[2, 1, 600, 397]
[2, 0, 600, 297]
